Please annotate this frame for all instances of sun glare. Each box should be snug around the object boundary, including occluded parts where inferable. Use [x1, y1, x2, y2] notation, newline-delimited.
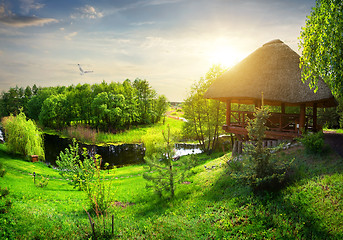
[207, 39, 244, 68]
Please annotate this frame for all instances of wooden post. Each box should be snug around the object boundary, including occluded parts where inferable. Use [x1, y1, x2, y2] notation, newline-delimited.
[299, 104, 306, 134]
[280, 103, 285, 131]
[226, 100, 231, 127]
[255, 100, 261, 109]
[313, 103, 318, 132]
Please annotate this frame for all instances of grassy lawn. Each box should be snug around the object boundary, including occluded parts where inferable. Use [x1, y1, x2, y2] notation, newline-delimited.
[1, 144, 343, 239]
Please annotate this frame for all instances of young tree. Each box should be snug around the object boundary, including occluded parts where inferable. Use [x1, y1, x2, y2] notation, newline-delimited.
[299, 0, 343, 98]
[143, 125, 196, 198]
[183, 65, 226, 153]
[2, 110, 45, 160]
[56, 139, 96, 190]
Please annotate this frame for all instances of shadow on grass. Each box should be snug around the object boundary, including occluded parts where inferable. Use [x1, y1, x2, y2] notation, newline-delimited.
[198, 147, 343, 239]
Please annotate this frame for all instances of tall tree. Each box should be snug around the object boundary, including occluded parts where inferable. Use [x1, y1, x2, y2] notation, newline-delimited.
[133, 78, 157, 124]
[299, 0, 343, 98]
[183, 65, 226, 153]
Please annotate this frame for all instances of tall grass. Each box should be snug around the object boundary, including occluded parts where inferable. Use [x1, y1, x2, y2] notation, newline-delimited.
[63, 125, 98, 144]
[58, 118, 184, 145]
[96, 118, 184, 144]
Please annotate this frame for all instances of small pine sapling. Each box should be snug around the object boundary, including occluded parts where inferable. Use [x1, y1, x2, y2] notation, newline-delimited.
[143, 125, 196, 198]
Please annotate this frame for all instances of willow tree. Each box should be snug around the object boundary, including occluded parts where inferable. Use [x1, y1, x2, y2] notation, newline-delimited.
[2, 111, 45, 160]
[183, 65, 226, 153]
[299, 0, 343, 98]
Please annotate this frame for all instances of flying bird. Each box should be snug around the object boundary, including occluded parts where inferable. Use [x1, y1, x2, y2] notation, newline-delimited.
[78, 64, 93, 75]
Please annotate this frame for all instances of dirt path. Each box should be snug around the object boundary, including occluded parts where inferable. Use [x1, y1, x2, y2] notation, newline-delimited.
[324, 131, 343, 157]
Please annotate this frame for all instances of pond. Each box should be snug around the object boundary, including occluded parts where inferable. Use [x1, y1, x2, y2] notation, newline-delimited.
[43, 134, 202, 168]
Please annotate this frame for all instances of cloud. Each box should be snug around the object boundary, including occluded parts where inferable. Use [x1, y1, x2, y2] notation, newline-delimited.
[130, 21, 155, 26]
[0, 3, 57, 27]
[0, 15, 58, 27]
[64, 31, 78, 40]
[20, 0, 45, 14]
[71, 5, 104, 19]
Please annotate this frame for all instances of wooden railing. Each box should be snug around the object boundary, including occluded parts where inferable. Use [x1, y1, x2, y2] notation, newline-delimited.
[228, 111, 312, 133]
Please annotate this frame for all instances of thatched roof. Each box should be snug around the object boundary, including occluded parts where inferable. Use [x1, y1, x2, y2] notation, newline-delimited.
[204, 39, 337, 107]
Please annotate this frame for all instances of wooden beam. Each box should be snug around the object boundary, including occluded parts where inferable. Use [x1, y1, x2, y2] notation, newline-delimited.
[313, 103, 318, 132]
[226, 99, 231, 126]
[299, 104, 306, 134]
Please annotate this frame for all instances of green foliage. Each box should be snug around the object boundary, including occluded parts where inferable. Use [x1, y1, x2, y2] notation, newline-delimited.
[0, 162, 6, 177]
[34, 175, 49, 188]
[85, 157, 115, 214]
[84, 158, 116, 239]
[299, 0, 343, 98]
[56, 139, 95, 190]
[1, 80, 168, 133]
[233, 107, 294, 192]
[143, 125, 196, 198]
[183, 64, 226, 152]
[2, 110, 45, 160]
[0, 187, 11, 214]
[298, 131, 325, 154]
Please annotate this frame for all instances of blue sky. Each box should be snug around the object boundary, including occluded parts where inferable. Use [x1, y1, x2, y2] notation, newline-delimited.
[0, 0, 316, 101]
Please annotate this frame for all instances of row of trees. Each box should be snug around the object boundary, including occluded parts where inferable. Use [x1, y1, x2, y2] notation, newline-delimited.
[0, 79, 168, 131]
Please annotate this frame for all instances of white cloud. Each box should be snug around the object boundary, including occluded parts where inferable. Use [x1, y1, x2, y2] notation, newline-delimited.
[71, 5, 104, 19]
[130, 21, 155, 26]
[20, 0, 45, 14]
[64, 32, 78, 40]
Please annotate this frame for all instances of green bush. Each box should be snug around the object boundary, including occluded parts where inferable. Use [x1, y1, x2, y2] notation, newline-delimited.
[0, 187, 11, 214]
[56, 139, 95, 190]
[1, 110, 45, 160]
[230, 107, 294, 192]
[143, 125, 196, 198]
[35, 176, 49, 188]
[298, 131, 324, 154]
[0, 162, 6, 177]
[85, 156, 114, 214]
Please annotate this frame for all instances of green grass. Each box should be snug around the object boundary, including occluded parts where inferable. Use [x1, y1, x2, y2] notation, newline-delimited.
[96, 118, 184, 145]
[0, 144, 343, 239]
[323, 128, 343, 134]
[47, 118, 184, 145]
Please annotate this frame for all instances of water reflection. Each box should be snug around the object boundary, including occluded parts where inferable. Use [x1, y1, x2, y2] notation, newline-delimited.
[44, 134, 202, 167]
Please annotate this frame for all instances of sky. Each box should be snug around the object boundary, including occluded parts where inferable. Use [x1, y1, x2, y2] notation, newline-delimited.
[0, 0, 316, 101]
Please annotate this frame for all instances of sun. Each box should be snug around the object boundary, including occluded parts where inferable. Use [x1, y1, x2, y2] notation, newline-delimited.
[207, 39, 244, 68]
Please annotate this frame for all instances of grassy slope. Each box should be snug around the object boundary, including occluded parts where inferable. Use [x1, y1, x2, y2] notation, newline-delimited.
[0, 144, 343, 239]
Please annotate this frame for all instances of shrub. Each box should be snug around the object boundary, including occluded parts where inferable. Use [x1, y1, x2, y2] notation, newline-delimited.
[230, 107, 294, 192]
[35, 176, 49, 188]
[298, 131, 324, 154]
[143, 125, 196, 198]
[0, 187, 11, 214]
[56, 138, 95, 190]
[85, 156, 114, 214]
[84, 157, 116, 239]
[0, 162, 6, 177]
[1, 110, 45, 160]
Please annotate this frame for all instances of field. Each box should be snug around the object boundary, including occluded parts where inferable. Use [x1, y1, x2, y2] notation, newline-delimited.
[1, 144, 343, 239]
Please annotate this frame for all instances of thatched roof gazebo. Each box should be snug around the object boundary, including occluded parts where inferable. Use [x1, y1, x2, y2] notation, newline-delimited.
[204, 39, 337, 140]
